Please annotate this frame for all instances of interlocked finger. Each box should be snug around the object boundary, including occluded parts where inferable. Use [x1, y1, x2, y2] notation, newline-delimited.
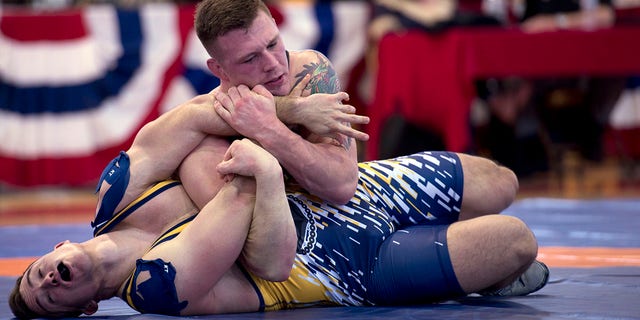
[226, 86, 241, 104]
[214, 91, 234, 113]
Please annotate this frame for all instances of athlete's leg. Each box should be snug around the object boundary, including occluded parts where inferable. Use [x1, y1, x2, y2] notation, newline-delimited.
[368, 224, 465, 305]
[447, 214, 537, 293]
[367, 215, 537, 305]
[357, 151, 518, 227]
[357, 151, 464, 227]
[457, 154, 519, 221]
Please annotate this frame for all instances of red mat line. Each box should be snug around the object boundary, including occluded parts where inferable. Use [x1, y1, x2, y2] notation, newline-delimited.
[2, 247, 639, 277]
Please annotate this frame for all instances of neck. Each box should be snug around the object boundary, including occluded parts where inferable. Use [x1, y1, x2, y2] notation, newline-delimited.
[89, 230, 157, 300]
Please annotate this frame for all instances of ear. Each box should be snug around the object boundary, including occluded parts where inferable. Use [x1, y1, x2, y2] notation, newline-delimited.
[206, 57, 229, 82]
[54, 240, 70, 249]
[82, 300, 98, 315]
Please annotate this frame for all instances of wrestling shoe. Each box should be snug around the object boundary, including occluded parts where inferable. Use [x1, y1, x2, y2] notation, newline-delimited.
[480, 260, 549, 297]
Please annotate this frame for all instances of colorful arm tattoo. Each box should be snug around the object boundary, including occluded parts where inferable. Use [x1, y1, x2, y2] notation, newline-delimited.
[293, 52, 341, 94]
[292, 51, 352, 150]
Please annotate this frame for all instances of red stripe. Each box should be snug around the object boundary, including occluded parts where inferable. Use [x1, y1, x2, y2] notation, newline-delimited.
[1, 8, 86, 41]
[538, 247, 640, 268]
[0, 4, 196, 188]
[140, 3, 196, 125]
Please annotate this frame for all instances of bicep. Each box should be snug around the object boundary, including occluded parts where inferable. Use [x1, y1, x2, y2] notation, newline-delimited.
[127, 97, 230, 183]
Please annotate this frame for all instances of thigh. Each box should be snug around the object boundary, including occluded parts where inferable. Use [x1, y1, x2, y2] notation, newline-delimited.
[457, 153, 518, 220]
[357, 151, 464, 227]
[446, 215, 538, 293]
[368, 225, 465, 305]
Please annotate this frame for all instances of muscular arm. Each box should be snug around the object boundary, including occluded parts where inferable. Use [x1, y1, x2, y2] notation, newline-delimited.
[128, 80, 365, 191]
[97, 93, 233, 212]
[141, 175, 257, 315]
[127, 94, 230, 180]
[265, 52, 360, 204]
[253, 117, 359, 204]
[216, 51, 360, 204]
[217, 139, 296, 281]
[142, 140, 295, 315]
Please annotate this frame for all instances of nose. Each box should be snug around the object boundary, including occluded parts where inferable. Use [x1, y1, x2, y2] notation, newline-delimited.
[42, 271, 59, 288]
[262, 52, 279, 72]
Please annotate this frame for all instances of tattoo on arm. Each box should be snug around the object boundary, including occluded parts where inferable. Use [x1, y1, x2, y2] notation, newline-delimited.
[293, 52, 341, 94]
[293, 52, 352, 151]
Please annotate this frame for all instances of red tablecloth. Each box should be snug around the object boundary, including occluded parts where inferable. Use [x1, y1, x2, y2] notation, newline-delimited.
[366, 26, 640, 160]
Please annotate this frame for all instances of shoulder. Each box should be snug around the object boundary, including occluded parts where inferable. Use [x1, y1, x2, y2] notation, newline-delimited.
[288, 50, 341, 93]
[288, 49, 332, 70]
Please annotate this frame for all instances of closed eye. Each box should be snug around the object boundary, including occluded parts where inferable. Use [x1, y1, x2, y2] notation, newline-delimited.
[243, 56, 255, 64]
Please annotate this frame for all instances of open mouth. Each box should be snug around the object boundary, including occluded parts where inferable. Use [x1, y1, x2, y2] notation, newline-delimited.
[265, 74, 283, 85]
[57, 262, 71, 281]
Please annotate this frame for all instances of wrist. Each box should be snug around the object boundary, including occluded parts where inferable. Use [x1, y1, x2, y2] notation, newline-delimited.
[275, 96, 301, 125]
[256, 164, 283, 181]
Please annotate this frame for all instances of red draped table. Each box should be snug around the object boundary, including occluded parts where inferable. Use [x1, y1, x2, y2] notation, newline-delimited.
[366, 26, 640, 160]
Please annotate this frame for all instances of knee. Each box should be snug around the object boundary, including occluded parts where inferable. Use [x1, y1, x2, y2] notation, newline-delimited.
[459, 154, 520, 215]
[483, 160, 519, 212]
[501, 216, 538, 264]
[494, 165, 519, 210]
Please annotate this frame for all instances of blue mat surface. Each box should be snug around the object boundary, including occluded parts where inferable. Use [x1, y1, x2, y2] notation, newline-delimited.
[1, 198, 639, 319]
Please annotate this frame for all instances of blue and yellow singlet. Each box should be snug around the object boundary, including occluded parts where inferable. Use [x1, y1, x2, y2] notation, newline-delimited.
[118, 151, 466, 314]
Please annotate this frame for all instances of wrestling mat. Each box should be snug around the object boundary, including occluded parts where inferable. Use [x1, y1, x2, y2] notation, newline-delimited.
[1, 197, 639, 319]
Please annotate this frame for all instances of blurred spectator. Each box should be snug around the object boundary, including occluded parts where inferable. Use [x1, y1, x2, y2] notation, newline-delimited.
[476, 0, 627, 178]
[368, 0, 501, 49]
[368, 0, 457, 41]
[365, 0, 501, 157]
[615, 0, 640, 7]
[521, 0, 615, 32]
[366, 0, 459, 93]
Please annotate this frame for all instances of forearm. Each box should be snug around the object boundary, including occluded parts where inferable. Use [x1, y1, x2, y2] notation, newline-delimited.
[274, 95, 298, 125]
[255, 124, 359, 204]
[131, 94, 236, 173]
[157, 178, 255, 301]
[241, 169, 297, 281]
[274, 93, 370, 142]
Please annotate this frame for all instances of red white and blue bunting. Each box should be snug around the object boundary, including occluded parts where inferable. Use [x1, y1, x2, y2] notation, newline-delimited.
[0, 1, 370, 187]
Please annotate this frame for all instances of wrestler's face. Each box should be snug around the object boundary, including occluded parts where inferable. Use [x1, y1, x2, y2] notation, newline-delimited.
[19, 241, 99, 317]
[207, 10, 291, 96]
